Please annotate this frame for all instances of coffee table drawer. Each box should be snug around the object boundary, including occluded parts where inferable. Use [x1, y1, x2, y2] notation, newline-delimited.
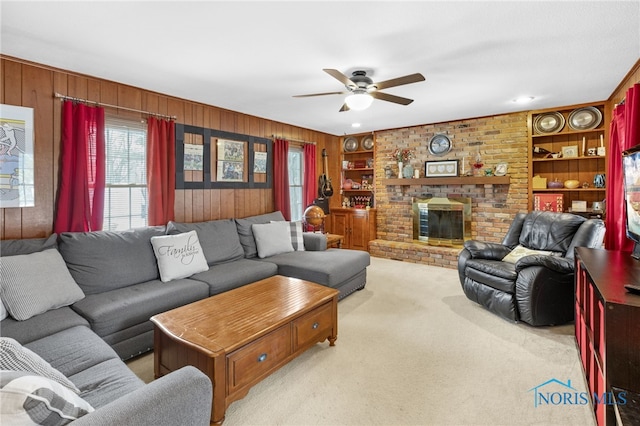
[227, 325, 291, 394]
[293, 301, 334, 351]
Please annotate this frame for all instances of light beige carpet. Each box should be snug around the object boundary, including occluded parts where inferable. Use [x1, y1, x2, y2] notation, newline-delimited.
[127, 257, 595, 425]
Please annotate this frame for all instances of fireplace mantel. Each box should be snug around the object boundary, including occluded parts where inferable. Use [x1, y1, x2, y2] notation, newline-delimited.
[383, 176, 510, 186]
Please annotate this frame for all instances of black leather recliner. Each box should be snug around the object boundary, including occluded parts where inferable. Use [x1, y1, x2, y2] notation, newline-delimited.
[457, 211, 605, 326]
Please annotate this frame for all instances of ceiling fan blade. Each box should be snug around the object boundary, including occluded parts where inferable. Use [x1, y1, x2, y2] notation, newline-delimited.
[371, 91, 414, 105]
[293, 91, 347, 98]
[373, 73, 425, 90]
[339, 103, 350, 112]
[323, 69, 357, 89]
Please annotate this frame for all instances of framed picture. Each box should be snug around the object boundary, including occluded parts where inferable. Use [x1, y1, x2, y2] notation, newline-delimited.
[183, 143, 204, 171]
[0, 104, 35, 208]
[254, 151, 267, 173]
[561, 145, 579, 158]
[424, 160, 458, 177]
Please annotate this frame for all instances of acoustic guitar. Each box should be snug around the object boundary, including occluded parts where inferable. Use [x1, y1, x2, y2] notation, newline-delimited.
[318, 148, 334, 197]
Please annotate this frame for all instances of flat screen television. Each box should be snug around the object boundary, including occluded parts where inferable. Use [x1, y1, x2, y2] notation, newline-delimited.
[622, 143, 640, 258]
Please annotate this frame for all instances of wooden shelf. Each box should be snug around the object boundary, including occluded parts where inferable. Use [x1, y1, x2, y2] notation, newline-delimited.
[383, 176, 510, 186]
[533, 156, 605, 162]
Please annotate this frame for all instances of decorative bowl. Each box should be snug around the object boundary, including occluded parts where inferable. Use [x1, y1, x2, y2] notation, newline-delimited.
[547, 180, 564, 189]
[564, 179, 580, 189]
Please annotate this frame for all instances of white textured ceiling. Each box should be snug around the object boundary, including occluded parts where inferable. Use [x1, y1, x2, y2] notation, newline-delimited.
[1, 1, 639, 136]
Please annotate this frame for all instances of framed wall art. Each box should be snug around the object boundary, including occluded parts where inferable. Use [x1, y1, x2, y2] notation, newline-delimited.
[561, 145, 579, 158]
[425, 160, 459, 178]
[175, 124, 272, 189]
[0, 104, 35, 208]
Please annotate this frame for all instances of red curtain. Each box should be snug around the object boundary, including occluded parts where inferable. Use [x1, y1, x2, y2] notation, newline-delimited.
[54, 101, 105, 233]
[147, 117, 176, 226]
[273, 138, 291, 220]
[303, 143, 317, 208]
[605, 83, 640, 251]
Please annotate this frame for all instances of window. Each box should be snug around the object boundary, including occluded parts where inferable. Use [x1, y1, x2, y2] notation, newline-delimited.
[288, 146, 304, 221]
[103, 117, 147, 231]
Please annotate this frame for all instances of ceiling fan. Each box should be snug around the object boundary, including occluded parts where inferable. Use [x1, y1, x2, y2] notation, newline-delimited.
[294, 69, 426, 112]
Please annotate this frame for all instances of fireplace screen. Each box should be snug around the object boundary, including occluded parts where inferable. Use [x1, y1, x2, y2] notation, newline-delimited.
[412, 197, 471, 247]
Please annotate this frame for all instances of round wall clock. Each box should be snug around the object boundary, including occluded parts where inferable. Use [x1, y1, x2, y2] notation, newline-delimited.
[428, 134, 452, 156]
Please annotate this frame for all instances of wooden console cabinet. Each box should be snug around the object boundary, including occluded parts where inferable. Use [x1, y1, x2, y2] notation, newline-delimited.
[575, 248, 640, 425]
[330, 208, 376, 251]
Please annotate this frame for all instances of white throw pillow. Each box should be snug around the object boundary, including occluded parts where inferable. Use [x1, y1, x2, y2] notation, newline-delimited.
[252, 222, 295, 258]
[0, 371, 94, 425]
[271, 220, 305, 251]
[150, 230, 209, 282]
[0, 249, 85, 321]
[502, 245, 559, 264]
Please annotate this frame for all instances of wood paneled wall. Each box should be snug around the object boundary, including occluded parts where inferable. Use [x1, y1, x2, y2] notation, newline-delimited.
[0, 56, 341, 240]
[609, 59, 640, 107]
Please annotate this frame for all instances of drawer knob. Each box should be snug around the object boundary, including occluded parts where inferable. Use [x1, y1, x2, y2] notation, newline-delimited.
[257, 353, 268, 362]
[312, 322, 319, 329]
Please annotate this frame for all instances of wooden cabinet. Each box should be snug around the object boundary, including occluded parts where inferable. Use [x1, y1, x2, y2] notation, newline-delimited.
[330, 208, 376, 251]
[528, 102, 608, 212]
[340, 134, 375, 208]
[575, 248, 640, 425]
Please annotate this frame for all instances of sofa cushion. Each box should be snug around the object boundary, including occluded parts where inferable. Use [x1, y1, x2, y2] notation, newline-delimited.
[235, 211, 286, 258]
[0, 249, 85, 321]
[260, 248, 370, 288]
[24, 326, 120, 381]
[190, 259, 277, 295]
[150, 231, 209, 282]
[0, 307, 89, 347]
[252, 222, 294, 258]
[70, 279, 210, 338]
[0, 233, 58, 257]
[59, 227, 166, 295]
[0, 337, 79, 393]
[68, 358, 144, 409]
[0, 371, 94, 424]
[167, 219, 245, 265]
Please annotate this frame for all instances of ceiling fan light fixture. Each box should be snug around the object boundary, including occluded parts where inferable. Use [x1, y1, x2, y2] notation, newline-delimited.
[345, 93, 373, 111]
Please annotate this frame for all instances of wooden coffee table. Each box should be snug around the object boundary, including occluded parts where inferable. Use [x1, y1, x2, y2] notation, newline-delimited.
[150, 275, 339, 425]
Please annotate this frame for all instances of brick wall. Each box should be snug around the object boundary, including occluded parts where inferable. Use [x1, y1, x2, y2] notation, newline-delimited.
[370, 111, 529, 268]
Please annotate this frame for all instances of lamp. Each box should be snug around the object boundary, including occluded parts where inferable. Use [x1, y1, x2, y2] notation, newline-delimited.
[345, 91, 373, 111]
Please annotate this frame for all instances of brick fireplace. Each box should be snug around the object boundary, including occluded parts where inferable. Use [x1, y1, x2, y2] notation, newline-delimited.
[368, 111, 529, 269]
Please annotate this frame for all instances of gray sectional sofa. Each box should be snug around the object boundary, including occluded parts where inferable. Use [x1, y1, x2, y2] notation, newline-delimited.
[0, 211, 370, 425]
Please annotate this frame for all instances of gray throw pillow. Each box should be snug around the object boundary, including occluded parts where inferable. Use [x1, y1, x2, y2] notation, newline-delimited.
[252, 222, 294, 258]
[0, 249, 85, 321]
[235, 211, 286, 258]
[0, 337, 79, 393]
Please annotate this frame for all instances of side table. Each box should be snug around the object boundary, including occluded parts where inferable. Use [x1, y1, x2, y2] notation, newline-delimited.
[325, 233, 344, 248]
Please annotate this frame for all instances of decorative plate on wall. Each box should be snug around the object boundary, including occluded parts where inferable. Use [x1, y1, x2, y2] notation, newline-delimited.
[343, 137, 358, 152]
[361, 135, 374, 151]
[533, 112, 565, 134]
[568, 107, 602, 131]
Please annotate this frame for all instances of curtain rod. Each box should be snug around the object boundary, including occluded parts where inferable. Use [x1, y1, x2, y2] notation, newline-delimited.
[271, 134, 316, 145]
[54, 92, 177, 120]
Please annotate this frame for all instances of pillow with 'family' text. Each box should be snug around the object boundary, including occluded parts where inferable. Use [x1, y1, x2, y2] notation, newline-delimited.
[150, 230, 209, 282]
